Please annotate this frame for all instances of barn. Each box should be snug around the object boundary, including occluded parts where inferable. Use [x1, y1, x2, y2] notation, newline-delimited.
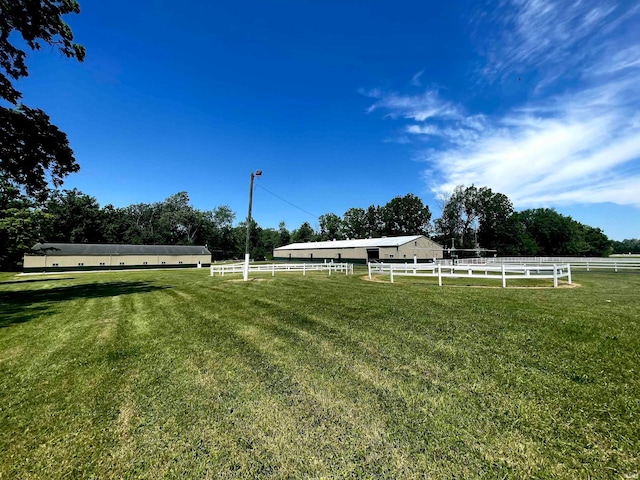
[23, 243, 211, 273]
[273, 235, 444, 264]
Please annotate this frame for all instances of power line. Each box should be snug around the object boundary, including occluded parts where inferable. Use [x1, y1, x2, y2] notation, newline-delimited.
[254, 183, 319, 220]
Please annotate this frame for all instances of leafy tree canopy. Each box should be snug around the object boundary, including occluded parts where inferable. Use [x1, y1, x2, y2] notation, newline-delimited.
[1, 0, 85, 104]
[0, 0, 85, 199]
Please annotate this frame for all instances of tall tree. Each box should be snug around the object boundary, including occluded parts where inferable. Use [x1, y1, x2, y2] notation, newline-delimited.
[259, 228, 280, 260]
[365, 205, 383, 238]
[291, 222, 316, 243]
[210, 205, 236, 258]
[158, 192, 206, 245]
[342, 207, 367, 239]
[380, 193, 431, 236]
[0, 1, 85, 199]
[44, 188, 103, 243]
[101, 204, 129, 244]
[516, 208, 575, 256]
[476, 189, 514, 251]
[0, 180, 48, 270]
[435, 186, 512, 250]
[278, 221, 291, 246]
[318, 213, 344, 241]
[435, 185, 481, 249]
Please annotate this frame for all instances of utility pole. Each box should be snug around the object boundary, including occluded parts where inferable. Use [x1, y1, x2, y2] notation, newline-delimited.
[244, 170, 262, 281]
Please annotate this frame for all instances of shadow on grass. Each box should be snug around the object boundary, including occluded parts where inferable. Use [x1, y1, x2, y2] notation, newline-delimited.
[0, 281, 169, 328]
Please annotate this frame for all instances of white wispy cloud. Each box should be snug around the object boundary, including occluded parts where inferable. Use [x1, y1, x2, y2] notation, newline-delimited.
[366, 89, 461, 122]
[411, 70, 424, 87]
[366, 0, 640, 208]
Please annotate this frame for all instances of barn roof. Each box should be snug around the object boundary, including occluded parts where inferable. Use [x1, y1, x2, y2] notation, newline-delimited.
[274, 235, 438, 251]
[30, 243, 211, 256]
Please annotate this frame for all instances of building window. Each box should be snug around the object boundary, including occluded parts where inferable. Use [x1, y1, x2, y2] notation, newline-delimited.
[78, 262, 84, 266]
[403, 255, 406, 259]
[178, 261, 183, 264]
[414, 241, 417, 246]
[52, 263, 59, 267]
[99, 262, 106, 266]
[161, 261, 166, 265]
[119, 262, 125, 265]
[143, 261, 148, 265]
[389, 254, 394, 259]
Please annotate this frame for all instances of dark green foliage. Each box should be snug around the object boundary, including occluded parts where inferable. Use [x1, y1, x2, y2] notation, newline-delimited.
[291, 221, 316, 243]
[434, 186, 611, 257]
[0, 1, 85, 198]
[0, 181, 49, 270]
[342, 207, 367, 239]
[43, 188, 103, 243]
[318, 213, 343, 240]
[0, 0, 85, 104]
[435, 185, 513, 250]
[278, 221, 291, 246]
[365, 205, 382, 237]
[0, 106, 79, 200]
[611, 238, 640, 254]
[515, 208, 612, 256]
[380, 193, 431, 236]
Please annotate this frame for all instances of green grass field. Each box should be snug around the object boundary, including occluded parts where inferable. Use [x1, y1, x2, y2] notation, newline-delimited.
[1, 268, 638, 478]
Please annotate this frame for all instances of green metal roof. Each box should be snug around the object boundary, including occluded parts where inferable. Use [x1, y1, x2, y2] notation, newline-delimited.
[30, 243, 211, 256]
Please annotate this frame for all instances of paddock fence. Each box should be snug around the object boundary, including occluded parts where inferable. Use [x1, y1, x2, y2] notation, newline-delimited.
[368, 262, 571, 288]
[451, 257, 640, 272]
[210, 262, 354, 277]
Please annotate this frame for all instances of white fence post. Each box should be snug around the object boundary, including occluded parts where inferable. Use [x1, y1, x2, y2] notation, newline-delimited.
[438, 264, 442, 286]
[568, 264, 572, 285]
[501, 264, 506, 288]
[368, 263, 371, 280]
[615, 262, 618, 273]
[390, 267, 394, 283]
[210, 265, 214, 276]
[272, 264, 275, 277]
[553, 264, 558, 288]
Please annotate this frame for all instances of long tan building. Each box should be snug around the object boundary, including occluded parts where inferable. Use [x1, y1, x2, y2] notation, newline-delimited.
[273, 235, 443, 264]
[24, 243, 211, 273]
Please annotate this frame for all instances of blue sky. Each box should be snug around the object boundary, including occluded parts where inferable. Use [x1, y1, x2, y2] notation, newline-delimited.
[16, 0, 640, 240]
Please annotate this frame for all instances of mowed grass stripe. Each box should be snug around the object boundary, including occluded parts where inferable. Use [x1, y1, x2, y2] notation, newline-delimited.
[0, 270, 638, 478]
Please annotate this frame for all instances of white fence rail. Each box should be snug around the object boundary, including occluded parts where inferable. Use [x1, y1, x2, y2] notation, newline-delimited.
[369, 262, 571, 288]
[452, 257, 640, 272]
[211, 262, 354, 277]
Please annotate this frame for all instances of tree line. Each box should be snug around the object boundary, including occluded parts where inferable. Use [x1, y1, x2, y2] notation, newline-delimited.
[1, 184, 624, 270]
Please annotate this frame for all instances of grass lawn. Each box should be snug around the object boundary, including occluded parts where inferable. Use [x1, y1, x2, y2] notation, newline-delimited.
[0, 268, 638, 478]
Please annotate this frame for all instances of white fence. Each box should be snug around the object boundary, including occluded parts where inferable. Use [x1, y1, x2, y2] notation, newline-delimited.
[210, 262, 354, 277]
[453, 257, 640, 272]
[368, 262, 571, 288]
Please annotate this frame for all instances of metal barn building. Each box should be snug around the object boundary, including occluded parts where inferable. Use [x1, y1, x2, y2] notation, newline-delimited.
[273, 235, 444, 264]
[23, 243, 211, 273]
